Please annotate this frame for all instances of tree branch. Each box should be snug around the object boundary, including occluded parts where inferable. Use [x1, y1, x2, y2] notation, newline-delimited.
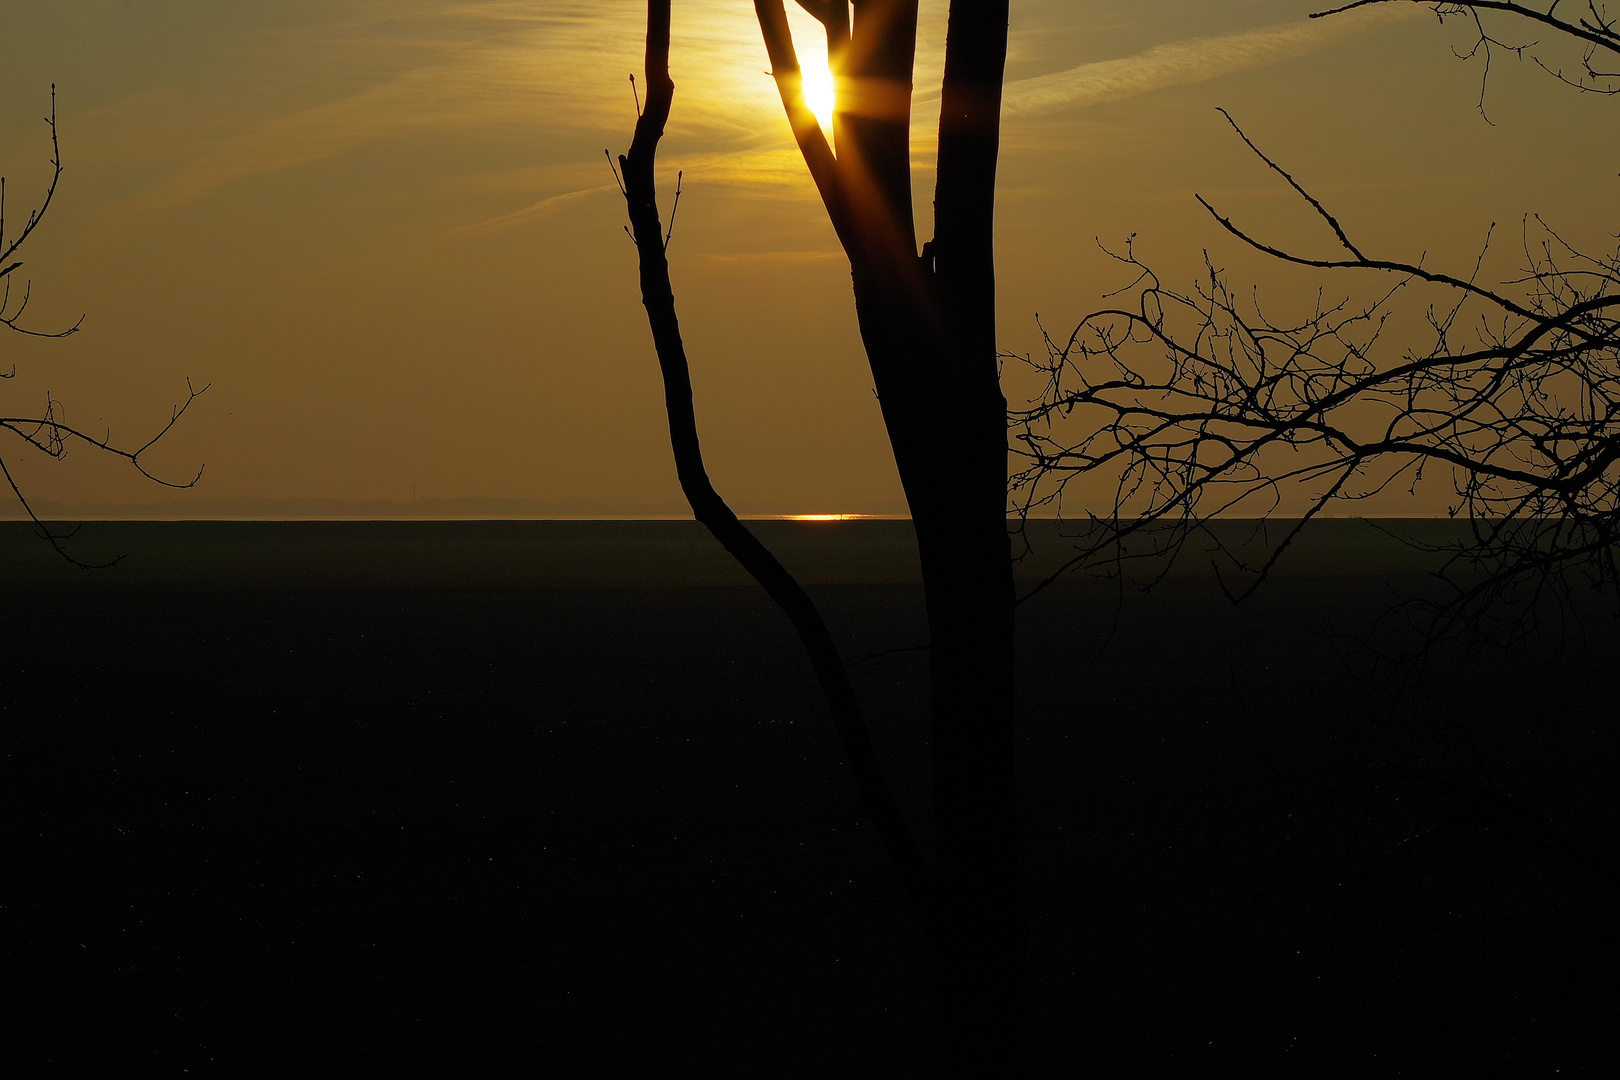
[1009, 179, 1620, 640]
[755, 0, 856, 247]
[1313, 2, 1620, 58]
[0, 88, 207, 564]
[623, 0, 935, 932]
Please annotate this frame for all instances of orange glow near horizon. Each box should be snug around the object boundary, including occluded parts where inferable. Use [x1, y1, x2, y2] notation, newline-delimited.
[5, 3, 1596, 519]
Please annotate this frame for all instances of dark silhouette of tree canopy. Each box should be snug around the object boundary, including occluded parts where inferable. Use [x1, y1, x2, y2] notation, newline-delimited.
[616, 1, 1019, 1074]
[1008, 4, 1620, 643]
[2, 87, 205, 563]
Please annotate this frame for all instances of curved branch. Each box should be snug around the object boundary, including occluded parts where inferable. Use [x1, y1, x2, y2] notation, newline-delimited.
[2, 88, 86, 339]
[1196, 192, 1551, 326]
[1, 379, 209, 485]
[1008, 194, 1620, 638]
[0, 452, 116, 569]
[1312, 1, 1620, 58]
[622, 0, 935, 933]
[0, 88, 207, 563]
[0, 85, 66, 266]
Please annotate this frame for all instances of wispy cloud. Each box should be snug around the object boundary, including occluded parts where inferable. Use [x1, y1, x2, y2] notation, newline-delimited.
[97, 1, 787, 226]
[446, 146, 818, 239]
[681, 148, 817, 189]
[444, 184, 617, 239]
[1002, 7, 1422, 118]
[699, 250, 843, 267]
[113, 68, 488, 220]
[89, 3, 1419, 235]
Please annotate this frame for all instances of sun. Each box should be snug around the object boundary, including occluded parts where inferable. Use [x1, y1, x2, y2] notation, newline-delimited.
[802, 60, 835, 130]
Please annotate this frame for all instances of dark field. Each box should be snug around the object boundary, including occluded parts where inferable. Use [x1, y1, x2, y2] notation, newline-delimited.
[1, 520, 1615, 1076]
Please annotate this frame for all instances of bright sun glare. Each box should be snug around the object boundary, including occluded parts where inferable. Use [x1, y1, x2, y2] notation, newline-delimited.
[803, 61, 835, 130]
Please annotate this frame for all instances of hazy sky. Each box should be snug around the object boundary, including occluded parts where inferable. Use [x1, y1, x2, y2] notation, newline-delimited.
[2, 1, 1614, 515]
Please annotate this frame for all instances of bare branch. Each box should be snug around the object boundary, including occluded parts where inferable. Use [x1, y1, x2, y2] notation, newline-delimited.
[1314, 2, 1620, 103]
[1010, 165, 1620, 639]
[1314, 2, 1620, 56]
[0, 451, 117, 569]
[1212, 108, 1364, 260]
[0, 88, 209, 562]
[620, 0, 935, 934]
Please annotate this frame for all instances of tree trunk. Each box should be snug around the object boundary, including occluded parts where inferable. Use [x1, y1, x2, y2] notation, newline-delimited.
[790, 1, 1023, 1072]
[922, 5, 1024, 1069]
[756, 0, 1025, 1071]
[848, 258, 1021, 1075]
[855, 209, 1024, 1080]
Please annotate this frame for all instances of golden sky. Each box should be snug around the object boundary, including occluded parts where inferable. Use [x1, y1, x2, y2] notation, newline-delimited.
[2, 1, 1614, 516]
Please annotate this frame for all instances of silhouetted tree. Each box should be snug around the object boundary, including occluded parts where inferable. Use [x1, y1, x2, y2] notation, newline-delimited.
[2, 87, 205, 561]
[617, 1, 1019, 1074]
[1008, 4, 1620, 644]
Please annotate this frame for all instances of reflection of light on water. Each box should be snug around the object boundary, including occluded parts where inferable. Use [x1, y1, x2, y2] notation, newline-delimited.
[784, 513, 860, 521]
[802, 62, 834, 130]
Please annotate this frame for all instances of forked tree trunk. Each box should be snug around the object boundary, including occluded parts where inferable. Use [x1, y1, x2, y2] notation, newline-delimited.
[764, 2, 1022, 1070]
[623, 2, 1024, 1074]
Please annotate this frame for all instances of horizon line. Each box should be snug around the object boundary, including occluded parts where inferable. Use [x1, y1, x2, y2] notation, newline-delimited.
[0, 514, 1491, 523]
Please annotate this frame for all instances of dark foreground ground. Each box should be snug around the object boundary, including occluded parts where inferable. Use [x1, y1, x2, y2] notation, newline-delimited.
[1, 520, 1616, 1076]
